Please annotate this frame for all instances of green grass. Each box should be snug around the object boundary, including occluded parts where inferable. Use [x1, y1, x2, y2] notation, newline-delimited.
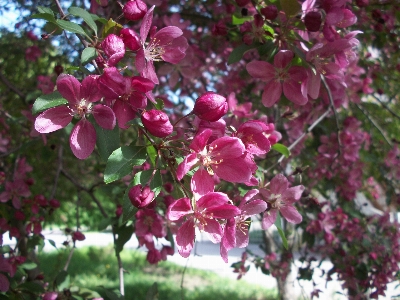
[38, 246, 277, 300]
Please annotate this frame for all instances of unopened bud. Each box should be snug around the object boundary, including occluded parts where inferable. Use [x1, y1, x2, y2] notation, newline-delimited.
[304, 11, 322, 32]
[72, 231, 85, 241]
[193, 92, 228, 122]
[120, 28, 141, 51]
[123, 0, 147, 21]
[260, 5, 278, 21]
[128, 184, 155, 208]
[101, 34, 125, 66]
[235, 0, 250, 7]
[141, 110, 173, 138]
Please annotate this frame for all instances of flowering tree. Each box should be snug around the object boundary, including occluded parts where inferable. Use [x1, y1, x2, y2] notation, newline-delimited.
[0, 0, 399, 299]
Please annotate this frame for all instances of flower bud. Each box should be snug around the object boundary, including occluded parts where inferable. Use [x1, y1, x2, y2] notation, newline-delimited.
[120, 28, 141, 51]
[193, 92, 228, 122]
[128, 184, 155, 208]
[72, 231, 85, 242]
[141, 110, 173, 138]
[235, 0, 250, 7]
[260, 5, 278, 20]
[123, 0, 147, 21]
[101, 34, 125, 66]
[304, 11, 322, 32]
[49, 199, 60, 208]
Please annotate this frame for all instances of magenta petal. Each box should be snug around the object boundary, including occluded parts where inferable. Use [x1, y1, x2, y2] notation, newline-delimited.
[213, 158, 252, 183]
[34, 106, 72, 133]
[241, 200, 268, 216]
[280, 206, 302, 224]
[283, 81, 308, 106]
[113, 101, 136, 129]
[140, 6, 154, 42]
[69, 119, 96, 159]
[282, 185, 305, 204]
[80, 75, 102, 103]
[135, 49, 146, 74]
[0, 273, 9, 292]
[262, 80, 282, 107]
[274, 50, 293, 69]
[220, 218, 236, 262]
[176, 153, 199, 180]
[56, 74, 81, 106]
[176, 219, 195, 258]
[197, 192, 230, 208]
[167, 197, 192, 221]
[235, 226, 249, 248]
[131, 76, 155, 93]
[269, 174, 289, 195]
[153, 26, 183, 45]
[210, 137, 245, 159]
[142, 60, 159, 84]
[246, 61, 275, 80]
[191, 168, 214, 197]
[203, 218, 223, 243]
[190, 129, 212, 152]
[92, 104, 116, 130]
[262, 209, 277, 229]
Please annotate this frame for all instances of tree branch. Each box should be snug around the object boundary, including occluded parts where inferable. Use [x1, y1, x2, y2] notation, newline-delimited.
[0, 69, 25, 100]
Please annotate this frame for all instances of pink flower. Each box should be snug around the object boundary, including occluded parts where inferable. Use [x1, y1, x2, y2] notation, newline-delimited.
[167, 184, 240, 258]
[35, 75, 116, 159]
[260, 174, 304, 229]
[128, 184, 155, 208]
[0, 180, 31, 209]
[246, 50, 308, 107]
[25, 45, 41, 62]
[135, 209, 166, 239]
[176, 129, 256, 184]
[101, 34, 125, 66]
[98, 67, 155, 129]
[135, 6, 189, 84]
[123, 0, 147, 21]
[220, 189, 268, 262]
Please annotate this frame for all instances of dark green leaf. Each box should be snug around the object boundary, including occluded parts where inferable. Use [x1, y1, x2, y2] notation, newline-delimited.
[228, 44, 255, 65]
[17, 282, 45, 293]
[272, 143, 290, 158]
[90, 14, 108, 25]
[48, 239, 57, 249]
[115, 224, 134, 255]
[32, 91, 68, 115]
[146, 282, 159, 300]
[81, 47, 98, 65]
[55, 270, 70, 290]
[133, 169, 163, 198]
[274, 213, 288, 250]
[104, 145, 147, 184]
[69, 7, 98, 34]
[99, 287, 123, 300]
[31, 13, 56, 23]
[98, 217, 113, 231]
[37, 6, 54, 15]
[122, 184, 138, 224]
[154, 98, 164, 110]
[56, 20, 89, 37]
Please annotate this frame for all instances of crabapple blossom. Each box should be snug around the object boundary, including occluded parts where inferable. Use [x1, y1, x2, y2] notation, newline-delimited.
[192, 92, 228, 122]
[101, 34, 125, 66]
[246, 50, 308, 107]
[128, 184, 154, 208]
[261, 174, 304, 229]
[123, 0, 147, 21]
[34, 75, 116, 159]
[141, 109, 173, 137]
[136, 6, 188, 84]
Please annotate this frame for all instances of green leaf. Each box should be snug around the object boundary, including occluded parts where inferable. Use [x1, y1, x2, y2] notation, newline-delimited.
[68, 7, 98, 34]
[31, 13, 56, 23]
[37, 6, 54, 15]
[272, 143, 290, 158]
[115, 224, 134, 255]
[17, 282, 45, 293]
[274, 213, 288, 250]
[56, 19, 89, 37]
[146, 282, 159, 300]
[94, 126, 114, 162]
[228, 44, 255, 65]
[48, 239, 57, 249]
[102, 19, 123, 37]
[154, 98, 164, 110]
[32, 91, 68, 115]
[104, 145, 147, 184]
[20, 262, 37, 270]
[257, 40, 277, 59]
[90, 14, 108, 25]
[55, 270, 70, 290]
[280, 0, 301, 17]
[98, 217, 113, 231]
[232, 15, 252, 25]
[122, 186, 138, 224]
[146, 145, 157, 167]
[81, 47, 98, 65]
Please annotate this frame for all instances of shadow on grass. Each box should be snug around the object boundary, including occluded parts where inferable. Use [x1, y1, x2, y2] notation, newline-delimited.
[38, 246, 277, 300]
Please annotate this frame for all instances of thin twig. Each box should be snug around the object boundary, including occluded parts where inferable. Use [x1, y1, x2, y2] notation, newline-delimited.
[112, 226, 125, 296]
[0, 69, 25, 100]
[50, 146, 63, 199]
[372, 94, 400, 121]
[180, 258, 190, 300]
[63, 245, 75, 271]
[355, 103, 393, 147]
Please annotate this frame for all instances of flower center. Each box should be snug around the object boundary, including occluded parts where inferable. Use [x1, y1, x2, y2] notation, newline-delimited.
[144, 38, 165, 62]
[74, 99, 92, 119]
[268, 193, 283, 209]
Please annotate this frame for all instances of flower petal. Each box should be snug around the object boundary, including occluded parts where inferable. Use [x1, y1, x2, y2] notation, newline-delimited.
[80, 75, 102, 103]
[262, 80, 282, 107]
[167, 197, 192, 221]
[246, 61, 275, 80]
[92, 104, 116, 130]
[56, 74, 81, 106]
[280, 206, 302, 224]
[69, 119, 96, 159]
[204, 218, 223, 243]
[176, 218, 195, 258]
[191, 168, 214, 198]
[34, 106, 72, 133]
[262, 209, 277, 229]
[176, 153, 199, 181]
